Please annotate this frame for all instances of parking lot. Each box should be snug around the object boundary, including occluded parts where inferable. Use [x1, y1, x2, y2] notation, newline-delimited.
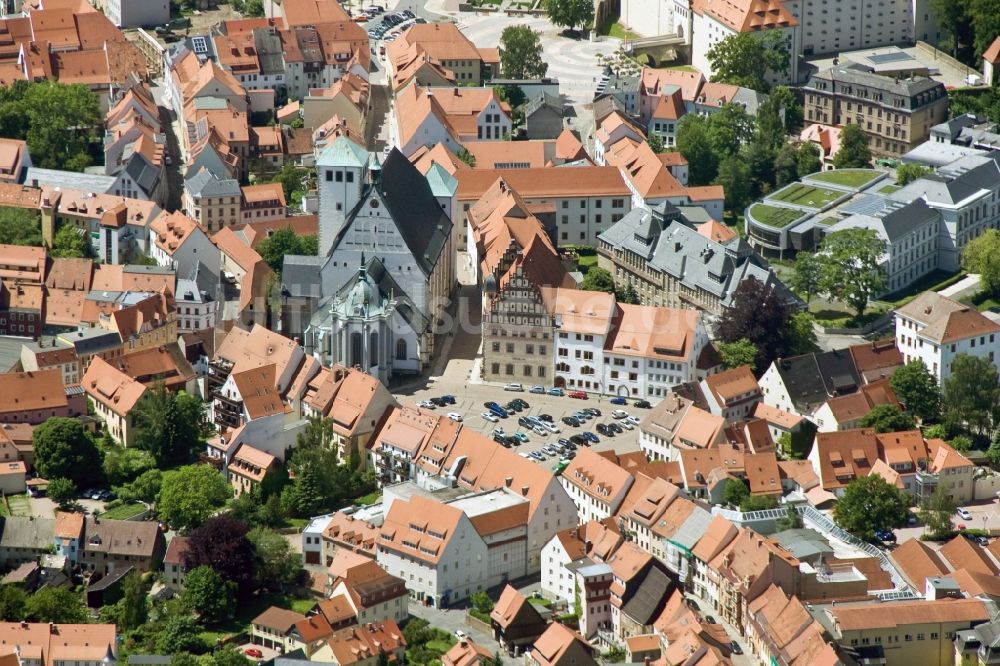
[403, 383, 647, 466]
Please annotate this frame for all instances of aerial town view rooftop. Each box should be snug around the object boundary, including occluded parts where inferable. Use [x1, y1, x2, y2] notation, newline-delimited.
[0, 0, 995, 663]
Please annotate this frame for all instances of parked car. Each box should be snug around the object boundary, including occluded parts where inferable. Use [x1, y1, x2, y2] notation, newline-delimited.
[563, 441, 577, 451]
[562, 416, 581, 427]
[562, 451, 576, 460]
[612, 409, 629, 419]
[529, 385, 546, 394]
[492, 427, 505, 436]
[417, 400, 436, 409]
[505, 436, 520, 447]
[610, 396, 627, 405]
[518, 452, 532, 459]
[518, 416, 534, 428]
[514, 431, 530, 443]
[511, 398, 529, 409]
[626, 415, 642, 425]
[704, 616, 716, 624]
[530, 451, 546, 461]
[584, 408, 601, 417]
[581, 431, 599, 443]
[558, 438, 571, 447]
[439, 395, 456, 405]
[729, 641, 742, 655]
[634, 399, 652, 409]
[447, 412, 463, 422]
[619, 421, 634, 430]
[874, 529, 896, 543]
[455, 630, 467, 640]
[532, 425, 548, 436]
[569, 434, 588, 446]
[505, 401, 523, 413]
[957, 507, 973, 520]
[504, 383, 523, 391]
[245, 648, 264, 659]
[608, 422, 623, 434]
[481, 412, 499, 423]
[542, 446, 558, 457]
[538, 413, 553, 422]
[541, 422, 560, 434]
[547, 387, 565, 396]
[568, 390, 587, 399]
[596, 423, 613, 437]
[573, 411, 591, 421]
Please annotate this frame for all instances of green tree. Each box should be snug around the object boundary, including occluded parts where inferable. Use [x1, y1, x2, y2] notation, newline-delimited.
[580, 266, 616, 294]
[833, 123, 872, 169]
[116, 468, 163, 504]
[256, 227, 319, 275]
[20, 82, 102, 171]
[676, 114, 718, 185]
[788, 311, 818, 355]
[0, 586, 26, 621]
[46, 477, 77, 509]
[774, 143, 800, 188]
[741, 494, 779, 512]
[717, 339, 758, 372]
[51, 224, 89, 258]
[118, 571, 149, 633]
[890, 360, 941, 423]
[716, 154, 751, 212]
[542, 0, 594, 31]
[706, 103, 753, 159]
[942, 353, 1000, 435]
[182, 566, 236, 624]
[132, 385, 206, 467]
[722, 478, 749, 507]
[706, 31, 790, 91]
[948, 434, 974, 452]
[789, 252, 822, 305]
[499, 25, 547, 79]
[647, 133, 664, 154]
[987, 430, 1000, 467]
[270, 162, 307, 203]
[210, 647, 253, 666]
[796, 142, 822, 177]
[969, 0, 1000, 57]
[961, 229, 1000, 298]
[896, 163, 931, 186]
[183, 514, 256, 589]
[0, 208, 42, 246]
[247, 526, 302, 591]
[32, 417, 102, 488]
[25, 587, 88, 623]
[157, 614, 206, 654]
[918, 484, 956, 539]
[456, 148, 476, 167]
[929, 0, 970, 57]
[858, 404, 916, 433]
[157, 464, 232, 532]
[818, 228, 886, 318]
[103, 447, 157, 487]
[617, 283, 640, 305]
[832, 474, 910, 541]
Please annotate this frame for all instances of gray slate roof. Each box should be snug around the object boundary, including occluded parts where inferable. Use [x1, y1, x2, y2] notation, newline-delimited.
[281, 255, 324, 299]
[185, 167, 241, 197]
[26, 167, 116, 194]
[0, 517, 55, 551]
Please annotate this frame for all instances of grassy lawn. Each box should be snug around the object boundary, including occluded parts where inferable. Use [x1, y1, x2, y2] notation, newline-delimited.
[748, 203, 804, 229]
[427, 639, 456, 654]
[601, 22, 640, 39]
[283, 517, 310, 529]
[99, 502, 146, 520]
[811, 303, 887, 328]
[769, 183, 843, 209]
[967, 291, 1000, 312]
[878, 184, 901, 194]
[7, 494, 30, 517]
[354, 492, 380, 506]
[529, 597, 552, 607]
[816, 216, 839, 226]
[806, 169, 881, 189]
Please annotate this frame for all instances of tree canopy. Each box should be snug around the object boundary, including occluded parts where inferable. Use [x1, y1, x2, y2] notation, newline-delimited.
[248, 526, 302, 591]
[961, 229, 1000, 298]
[706, 31, 790, 92]
[182, 566, 236, 624]
[818, 228, 886, 318]
[257, 227, 318, 275]
[833, 123, 872, 169]
[0, 81, 101, 171]
[675, 115, 718, 186]
[32, 417, 102, 488]
[0, 208, 42, 246]
[942, 353, 1000, 435]
[917, 484, 956, 540]
[890, 360, 941, 423]
[717, 339, 758, 372]
[832, 474, 910, 541]
[51, 224, 89, 258]
[714, 276, 791, 372]
[858, 404, 916, 433]
[542, 0, 594, 31]
[499, 25, 547, 79]
[132, 384, 207, 467]
[896, 163, 931, 186]
[157, 464, 232, 532]
[789, 252, 822, 305]
[579, 267, 616, 294]
[183, 514, 257, 592]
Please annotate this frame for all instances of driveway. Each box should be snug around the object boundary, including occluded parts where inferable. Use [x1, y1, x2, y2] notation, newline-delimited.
[408, 602, 501, 654]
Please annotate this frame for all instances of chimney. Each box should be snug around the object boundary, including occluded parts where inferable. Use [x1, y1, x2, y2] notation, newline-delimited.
[521, 486, 529, 496]
[505, 476, 513, 487]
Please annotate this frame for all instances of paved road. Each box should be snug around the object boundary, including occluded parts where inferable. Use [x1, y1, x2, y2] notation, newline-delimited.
[408, 599, 502, 654]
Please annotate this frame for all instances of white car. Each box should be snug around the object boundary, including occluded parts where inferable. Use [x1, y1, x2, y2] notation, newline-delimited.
[492, 427, 505, 436]
[542, 422, 560, 434]
[455, 630, 467, 640]
[627, 415, 642, 425]
[504, 383, 524, 391]
[612, 409, 629, 419]
[481, 412, 499, 423]
[447, 412, 463, 422]
[619, 421, 634, 430]
[532, 425, 548, 436]
[418, 400, 436, 409]
[957, 507, 973, 521]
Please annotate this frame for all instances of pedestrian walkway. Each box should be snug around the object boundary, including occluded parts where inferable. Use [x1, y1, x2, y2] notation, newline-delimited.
[938, 273, 980, 299]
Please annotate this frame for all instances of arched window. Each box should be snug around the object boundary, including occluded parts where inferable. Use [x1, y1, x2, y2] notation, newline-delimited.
[396, 338, 407, 361]
[350, 332, 363, 367]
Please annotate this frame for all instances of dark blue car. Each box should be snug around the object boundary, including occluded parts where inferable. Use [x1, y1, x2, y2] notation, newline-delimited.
[582, 431, 599, 443]
[610, 396, 627, 405]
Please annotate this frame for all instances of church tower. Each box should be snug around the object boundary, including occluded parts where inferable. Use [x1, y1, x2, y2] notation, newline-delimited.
[316, 136, 370, 256]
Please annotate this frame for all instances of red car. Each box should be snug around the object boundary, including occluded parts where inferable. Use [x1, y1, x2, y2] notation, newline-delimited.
[568, 390, 587, 399]
[245, 648, 264, 658]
